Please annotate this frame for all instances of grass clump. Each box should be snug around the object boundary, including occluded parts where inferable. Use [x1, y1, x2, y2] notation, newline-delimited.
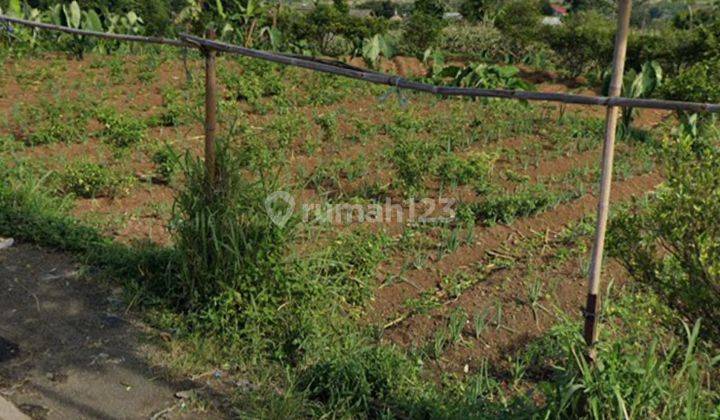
[533, 290, 720, 419]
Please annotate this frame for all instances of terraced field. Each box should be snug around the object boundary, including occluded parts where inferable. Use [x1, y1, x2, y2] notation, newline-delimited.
[0, 50, 672, 370]
[7, 48, 708, 418]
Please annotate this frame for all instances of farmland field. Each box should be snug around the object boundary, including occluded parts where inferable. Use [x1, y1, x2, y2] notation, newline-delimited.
[4, 48, 716, 417]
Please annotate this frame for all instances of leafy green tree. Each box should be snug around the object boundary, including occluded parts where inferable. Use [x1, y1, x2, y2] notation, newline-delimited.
[459, 0, 499, 22]
[413, 0, 444, 19]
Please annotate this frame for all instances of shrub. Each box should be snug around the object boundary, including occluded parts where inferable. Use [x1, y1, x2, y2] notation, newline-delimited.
[542, 10, 615, 77]
[660, 57, 720, 104]
[459, 0, 500, 23]
[400, 12, 445, 56]
[151, 143, 179, 183]
[463, 183, 560, 226]
[171, 141, 292, 320]
[437, 23, 507, 59]
[390, 136, 441, 192]
[494, 0, 543, 54]
[609, 135, 720, 338]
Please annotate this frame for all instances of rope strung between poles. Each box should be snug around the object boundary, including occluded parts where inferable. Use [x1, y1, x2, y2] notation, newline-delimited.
[3, 14, 720, 114]
[179, 33, 720, 113]
[0, 14, 185, 47]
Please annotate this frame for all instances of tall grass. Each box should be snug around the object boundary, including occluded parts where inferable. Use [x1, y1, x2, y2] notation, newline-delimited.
[170, 140, 292, 331]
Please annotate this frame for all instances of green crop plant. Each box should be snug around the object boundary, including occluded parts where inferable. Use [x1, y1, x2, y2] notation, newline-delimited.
[390, 136, 441, 194]
[360, 34, 394, 69]
[473, 307, 490, 341]
[461, 183, 561, 226]
[436, 152, 496, 189]
[12, 99, 88, 146]
[96, 108, 147, 148]
[56, 161, 135, 198]
[150, 143, 180, 184]
[314, 112, 340, 143]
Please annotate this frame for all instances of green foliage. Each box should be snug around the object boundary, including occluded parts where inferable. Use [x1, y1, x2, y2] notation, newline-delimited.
[438, 23, 507, 60]
[57, 161, 135, 198]
[494, 0, 543, 54]
[390, 136, 440, 193]
[401, 10, 445, 56]
[220, 58, 284, 105]
[151, 143, 180, 183]
[603, 61, 663, 137]
[542, 10, 615, 77]
[13, 99, 89, 145]
[412, 0, 444, 19]
[609, 135, 720, 338]
[278, 5, 388, 55]
[171, 140, 290, 316]
[462, 183, 560, 226]
[661, 57, 720, 104]
[459, 0, 500, 23]
[540, 309, 719, 418]
[361, 34, 394, 68]
[436, 152, 495, 188]
[96, 108, 147, 147]
[449, 63, 534, 90]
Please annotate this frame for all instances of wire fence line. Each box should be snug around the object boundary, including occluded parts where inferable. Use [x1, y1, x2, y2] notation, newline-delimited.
[2, 14, 720, 113]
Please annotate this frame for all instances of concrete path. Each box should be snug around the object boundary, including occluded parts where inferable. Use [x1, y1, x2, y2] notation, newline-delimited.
[0, 244, 222, 419]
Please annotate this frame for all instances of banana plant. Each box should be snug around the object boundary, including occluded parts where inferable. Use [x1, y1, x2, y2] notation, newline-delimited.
[1, 2, 44, 50]
[45, 1, 104, 58]
[422, 48, 446, 78]
[361, 34, 394, 69]
[603, 61, 663, 138]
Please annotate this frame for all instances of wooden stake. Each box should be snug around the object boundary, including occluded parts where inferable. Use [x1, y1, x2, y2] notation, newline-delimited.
[584, 0, 633, 361]
[203, 29, 218, 187]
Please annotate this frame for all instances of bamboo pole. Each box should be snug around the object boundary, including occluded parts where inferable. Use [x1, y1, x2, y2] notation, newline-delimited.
[203, 29, 218, 188]
[584, 0, 633, 362]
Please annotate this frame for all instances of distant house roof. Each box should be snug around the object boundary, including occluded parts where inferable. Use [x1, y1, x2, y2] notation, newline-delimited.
[550, 4, 568, 16]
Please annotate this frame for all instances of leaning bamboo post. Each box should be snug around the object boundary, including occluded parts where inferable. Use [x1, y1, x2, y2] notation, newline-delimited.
[584, 0, 633, 362]
[203, 29, 218, 188]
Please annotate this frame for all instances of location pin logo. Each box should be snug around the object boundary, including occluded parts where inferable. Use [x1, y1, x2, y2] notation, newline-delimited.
[264, 191, 295, 228]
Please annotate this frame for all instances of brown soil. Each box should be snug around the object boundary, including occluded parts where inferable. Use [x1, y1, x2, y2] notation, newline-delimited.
[371, 172, 662, 324]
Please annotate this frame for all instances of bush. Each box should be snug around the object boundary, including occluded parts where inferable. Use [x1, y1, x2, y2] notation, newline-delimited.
[401, 12, 445, 56]
[96, 108, 147, 148]
[277, 6, 388, 55]
[436, 152, 495, 188]
[660, 57, 720, 104]
[542, 10, 615, 77]
[459, 0, 500, 23]
[494, 0, 543, 55]
[437, 23, 507, 59]
[609, 135, 720, 338]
